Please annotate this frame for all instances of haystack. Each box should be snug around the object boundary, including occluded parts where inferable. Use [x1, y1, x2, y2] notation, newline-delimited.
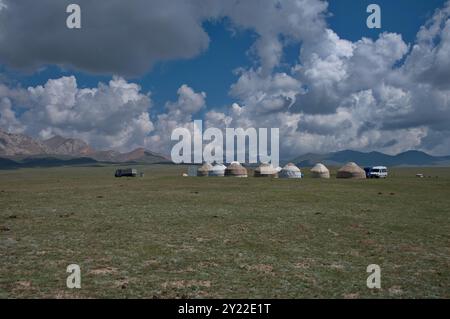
[336, 162, 366, 179]
[225, 161, 248, 177]
[254, 163, 279, 177]
[279, 163, 302, 179]
[209, 163, 226, 177]
[197, 163, 213, 177]
[310, 163, 330, 179]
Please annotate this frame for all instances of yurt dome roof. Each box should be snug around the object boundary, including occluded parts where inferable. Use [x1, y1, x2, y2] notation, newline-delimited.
[337, 162, 366, 179]
[228, 161, 245, 168]
[310, 163, 330, 178]
[211, 163, 226, 170]
[198, 163, 213, 171]
[254, 163, 279, 176]
[311, 163, 329, 173]
[339, 162, 363, 172]
[255, 163, 277, 172]
[282, 163, 301, 172]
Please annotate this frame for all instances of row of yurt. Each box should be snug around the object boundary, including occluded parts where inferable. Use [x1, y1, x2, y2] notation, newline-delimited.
[196, 162, 229, 177]
[309, 162, 366, 179]
[308, 162, 366, 179]
[279, 162, 365, 179]
[194, 161, 366, 179]
[196, 162, 248, 177]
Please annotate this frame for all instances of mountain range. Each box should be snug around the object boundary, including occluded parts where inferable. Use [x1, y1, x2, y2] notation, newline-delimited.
[291, 150, 450, 167]
[0, 129, 170, 168]
[2, 128, 450, 169]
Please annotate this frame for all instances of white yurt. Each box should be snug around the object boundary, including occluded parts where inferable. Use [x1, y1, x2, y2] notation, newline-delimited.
[310, 163, 330, 179]
[279, 163, 302, 179]
[209, 163, 227, 177]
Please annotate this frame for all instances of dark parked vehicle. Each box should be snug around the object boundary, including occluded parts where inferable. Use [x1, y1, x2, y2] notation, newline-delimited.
[115, 168, 138, 177]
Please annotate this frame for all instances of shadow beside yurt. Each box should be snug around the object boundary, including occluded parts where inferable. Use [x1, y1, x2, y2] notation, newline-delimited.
[336, 162, 366, 179]
[254, 163, 279, 178]
[225, 161, 248, 177]
[310, 163, 330, 179]
[187, 166, 198, 177]
[279, 163, 302, 179]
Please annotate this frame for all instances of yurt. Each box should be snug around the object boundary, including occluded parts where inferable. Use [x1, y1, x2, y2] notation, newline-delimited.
[254, 163, 279, 178]
[310, 163, 330, 179]
[336, 162, 366, 179]
[279, 163, 302, 179]
[209, 163, 226, 177]
[225, 161, 248, 177]
[197, 163, 213, 177]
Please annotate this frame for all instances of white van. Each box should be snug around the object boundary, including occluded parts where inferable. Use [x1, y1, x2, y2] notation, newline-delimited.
[365, 166, 388, 178]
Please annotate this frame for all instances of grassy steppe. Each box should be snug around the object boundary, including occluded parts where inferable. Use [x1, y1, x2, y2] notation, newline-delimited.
[0, 165, 449, 298]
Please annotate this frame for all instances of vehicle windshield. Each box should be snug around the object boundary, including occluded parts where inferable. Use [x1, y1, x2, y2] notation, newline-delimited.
[371, 169, 380, 173]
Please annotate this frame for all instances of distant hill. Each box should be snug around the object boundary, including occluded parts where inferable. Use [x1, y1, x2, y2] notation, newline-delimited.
[19, 157, 99, 168]
[291, 150, 450, 167]
[0, 128, 170, 166]
[88, 148, 170, 164]
[0, 129, 50, 156]
[43, 135, 94, 156]
[0, 157, 20, 169]
[109, 148, 170, 164]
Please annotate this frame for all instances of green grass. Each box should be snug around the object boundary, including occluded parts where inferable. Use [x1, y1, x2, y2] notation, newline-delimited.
[0, 165, 449, 298]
